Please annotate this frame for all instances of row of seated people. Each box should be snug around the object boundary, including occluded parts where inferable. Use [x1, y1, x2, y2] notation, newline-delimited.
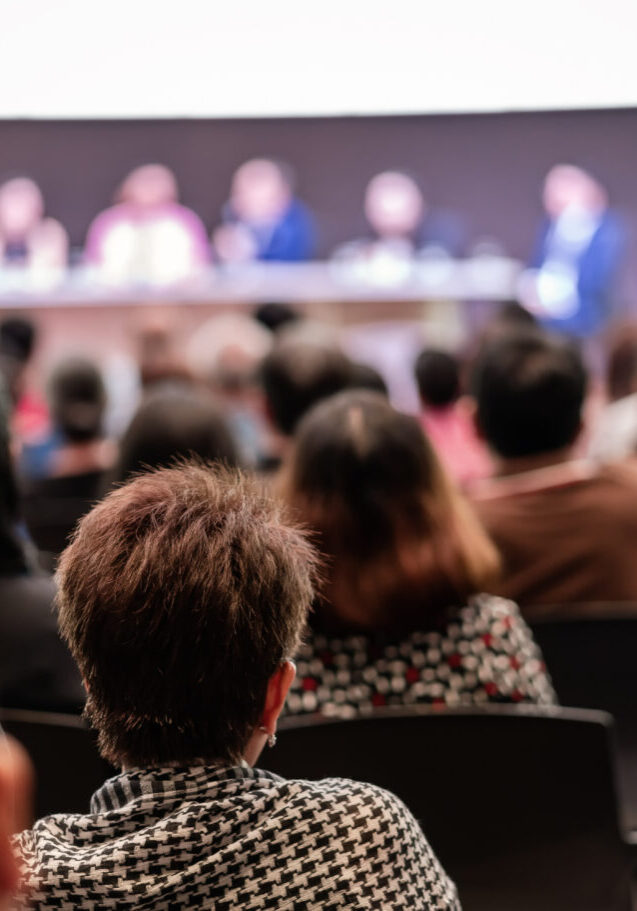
[3, 321, 637, 905]
[5, 306, 637, 714]
[0, 160, 606, 271]
[0, 161, 464, 280]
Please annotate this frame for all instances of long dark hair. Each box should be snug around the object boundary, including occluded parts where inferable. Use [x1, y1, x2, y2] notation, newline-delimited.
[281, 390, 500, 634]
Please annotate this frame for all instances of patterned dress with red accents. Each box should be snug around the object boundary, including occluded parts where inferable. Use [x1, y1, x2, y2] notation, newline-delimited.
[284, 594, 556, 718]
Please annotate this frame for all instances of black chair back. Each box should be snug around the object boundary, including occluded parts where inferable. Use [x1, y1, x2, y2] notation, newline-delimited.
[531, 613, 637, 828]
[0, 707, 115, 818]
[262, 705, 633, 911]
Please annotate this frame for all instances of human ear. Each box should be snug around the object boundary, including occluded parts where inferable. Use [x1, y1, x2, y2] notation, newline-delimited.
[242, 661, 296, 767]
[260, 660, 296, 736]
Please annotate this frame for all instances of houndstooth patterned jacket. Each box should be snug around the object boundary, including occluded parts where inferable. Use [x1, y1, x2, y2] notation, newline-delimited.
[12, 763, 460, 909]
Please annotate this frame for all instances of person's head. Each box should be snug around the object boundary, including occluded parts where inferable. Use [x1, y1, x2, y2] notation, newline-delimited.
[254, 302, 301, 335]
[281, 390, 499, 632]
[364, 171, 424, 238]
[260, 334, 353, 436]
[113, 388, 240, 484]
[471, 330, 587, 460]
[134, 312, 192, 390]
[0, 178, 44, 240]
[0, 316, 37, 405]
[606, 326, 637, 401]
[48, 357, 106, 444]
[492, 300, 538, 332]
[57, 463, 317, 767]
[349, 362, 388, 396]
[187, 313, 272, 396]
[414, 349, 461, 408]
[542, 164, 607, 219]
[230, 159, 293, 224]
[117, 164, 178, 208]
[0, 317, 36, 364]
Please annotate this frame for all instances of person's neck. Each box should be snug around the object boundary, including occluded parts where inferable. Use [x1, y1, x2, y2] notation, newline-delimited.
[494, 446, 577, 478]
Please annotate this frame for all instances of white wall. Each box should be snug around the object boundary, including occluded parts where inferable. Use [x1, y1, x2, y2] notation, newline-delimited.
[2, 0, 637, 118]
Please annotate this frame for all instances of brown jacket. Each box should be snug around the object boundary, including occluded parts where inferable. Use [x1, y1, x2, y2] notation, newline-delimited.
[471, 460, 637, 618]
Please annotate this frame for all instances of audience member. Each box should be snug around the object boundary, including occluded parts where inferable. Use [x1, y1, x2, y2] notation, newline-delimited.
[11, 463, 459, 909]
[21, 358, 114, 558]
[84, 164, 210, 285]
[415, 348, 491, 486]
[134, 314, 193, 392]
[471, 330, 637, 615]
[258, 329, 353, 471]
[187, 313, 273, 465]
[0, 316, 36, 405]
[588, 326, 637, 462]
[102, 309, 195, 441]
[110, 387, 240, 485]
[606, 327, 637, 402]
[213, 158, 315, 263]
[0, 382, 84, 711]
[279, 390, 555, 717]
[0, 316, 48, 443]
[478, 300, 539, 344]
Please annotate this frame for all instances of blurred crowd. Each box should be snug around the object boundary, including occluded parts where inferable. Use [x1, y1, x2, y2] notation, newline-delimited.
[5, 302, 637, 560]
[5, 292, 637, 906]
[3, 297, 637, 702]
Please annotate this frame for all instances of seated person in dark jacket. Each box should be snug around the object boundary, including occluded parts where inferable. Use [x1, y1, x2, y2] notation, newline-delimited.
[332, 170, 467, 282]
[212, 158, 315, 263]
[21, 357, 114, 558]
[0, 385, 84, 712]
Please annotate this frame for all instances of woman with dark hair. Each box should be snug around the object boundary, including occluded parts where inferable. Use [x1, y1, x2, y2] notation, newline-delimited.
[0, 382, 83, 711]
[110, 386, 240, 485]
[280, 390, 555, 717]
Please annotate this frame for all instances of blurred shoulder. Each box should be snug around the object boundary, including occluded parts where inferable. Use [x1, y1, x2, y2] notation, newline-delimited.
[463, 592, 525, 628]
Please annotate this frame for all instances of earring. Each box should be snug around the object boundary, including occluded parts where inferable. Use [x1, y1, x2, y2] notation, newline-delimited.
[259, 726, 277, 748]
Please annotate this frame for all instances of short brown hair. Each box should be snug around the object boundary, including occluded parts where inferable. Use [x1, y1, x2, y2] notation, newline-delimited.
[57, 463, 316, 767]
[280, 391, 499, 632]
